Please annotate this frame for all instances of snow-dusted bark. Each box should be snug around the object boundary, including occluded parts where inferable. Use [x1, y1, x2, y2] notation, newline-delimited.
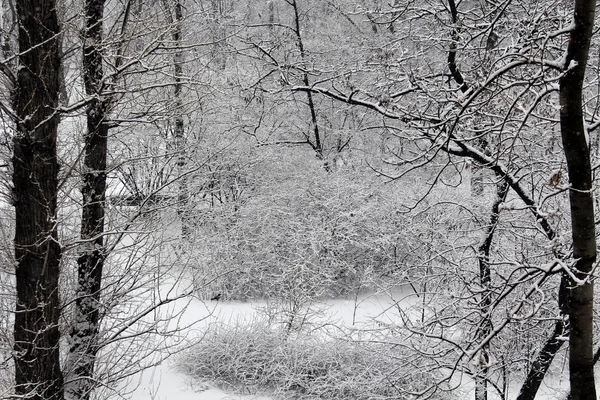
[160, 0, 188, 236]
[559, 0, 597, 398]
[12, 1, 64, 399]
[1, 0, 14, 60]
[516, 319, 567, 400]
[289, 0, 325, 168]
[474, 179, 509, 400]
[173, 0, 189, 238]
[66, 0, 108, 398]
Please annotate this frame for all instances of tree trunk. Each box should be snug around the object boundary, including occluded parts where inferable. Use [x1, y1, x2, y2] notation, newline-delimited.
[1, 0, 15, 60]
[290, 0, 326, 169]
[173, 0, 189, 238]
[12, 1, 64, 400]
[558, 0, 597, 399]
[475, 179, 509, 400]
[210, 0, 226, 70]
[66, 0, 108, 398]
[516, 319, 567, 400]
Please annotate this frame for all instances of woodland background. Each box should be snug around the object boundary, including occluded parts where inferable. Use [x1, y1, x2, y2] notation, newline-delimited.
[0, 0, 599, 399]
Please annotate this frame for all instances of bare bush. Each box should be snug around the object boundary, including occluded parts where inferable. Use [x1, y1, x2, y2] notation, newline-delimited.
[179, 318, 446, 400]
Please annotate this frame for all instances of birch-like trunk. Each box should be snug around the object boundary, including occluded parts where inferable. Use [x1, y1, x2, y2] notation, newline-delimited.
[173, 0, 188, 237]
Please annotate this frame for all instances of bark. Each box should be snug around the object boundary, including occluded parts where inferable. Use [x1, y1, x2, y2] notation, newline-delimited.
[290, 0, 326, 169]
[447, 0, 467, 94]
[1, 0, 15, 60]
[58, 33, 69, 106]
[516, 319, 568, 400]
[558, 0, 597, 399]
[210, 0, 226, 70]
[474, 179, 509, 400]
[66, 0, 108, 398]
[173, 0, 189, 238]
[12, 1, 64, 400]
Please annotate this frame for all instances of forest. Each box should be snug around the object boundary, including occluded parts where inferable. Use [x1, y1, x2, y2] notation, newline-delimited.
[0, 0, 599, 399]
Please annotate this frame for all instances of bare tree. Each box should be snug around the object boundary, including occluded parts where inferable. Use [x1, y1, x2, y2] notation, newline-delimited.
[161, 0, 189, 237]
[239, 0, 360, 169]
[287, 0, 598, 397]
[287, 0, 325, 167]
[474, 179, 509, 400]
[66, 0, 109, 398]
[558, 0, 597, 397]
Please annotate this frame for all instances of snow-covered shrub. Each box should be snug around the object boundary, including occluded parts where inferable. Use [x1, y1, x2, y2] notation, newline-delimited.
[178, 318, 445, 399]
[190, 162, 404, 301]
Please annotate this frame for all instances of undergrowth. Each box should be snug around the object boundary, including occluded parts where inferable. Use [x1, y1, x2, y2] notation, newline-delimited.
[178, 318, 440, 400]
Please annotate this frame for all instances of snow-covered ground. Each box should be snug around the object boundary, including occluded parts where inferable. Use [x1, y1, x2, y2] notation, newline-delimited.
[123, 283, 417, 400]
[119, 276, 587, 400]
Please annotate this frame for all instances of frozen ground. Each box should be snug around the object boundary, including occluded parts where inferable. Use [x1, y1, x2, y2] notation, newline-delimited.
[120, 277, 589, 400]
[123, 284, 417, 400]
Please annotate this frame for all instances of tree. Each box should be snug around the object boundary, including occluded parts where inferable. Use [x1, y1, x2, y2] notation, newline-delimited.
[66, 0, 109, 398]
[238, 0, 363, 170]
[161, 0, 189, 237]
[475, 179, 509, 400]
[288, 0, 325, 166]
[558, 0, 597, 397]
[5, 0, 213, 398]
[286, 0, 599, 397]
[11, 1, 63, 399]
[63, 0, 210, 397]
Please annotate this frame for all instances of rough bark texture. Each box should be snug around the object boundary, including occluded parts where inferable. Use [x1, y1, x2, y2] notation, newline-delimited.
[66, 0, 108, 398]
[558, 0, 597, 398]
[12, 1, 64, 399]
[1, 0, 15, 60]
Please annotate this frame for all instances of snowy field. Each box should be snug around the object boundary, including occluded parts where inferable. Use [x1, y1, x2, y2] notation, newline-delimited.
[120, 279, 578, 400]
[0, 226, 581, 400]
[123, 283, 417, 400]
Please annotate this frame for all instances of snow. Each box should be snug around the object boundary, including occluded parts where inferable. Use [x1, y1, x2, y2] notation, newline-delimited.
[116, 273, 600, 400]
[128, 362, 271, 400]
[121, 283, 418, 400]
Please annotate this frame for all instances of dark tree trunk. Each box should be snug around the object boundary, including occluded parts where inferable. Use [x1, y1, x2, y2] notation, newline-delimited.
[12, 1, 64, 400]
[558, 0, 597, 399]
[516, 319, 568, 400]
[290, 0, 326, 169]
[67, 0, 108, 398]
[475, 179, 509, 400]
[447, 0, 467, 94]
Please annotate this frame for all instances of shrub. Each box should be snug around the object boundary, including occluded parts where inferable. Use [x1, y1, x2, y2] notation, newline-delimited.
[178, 318, 443, 400]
